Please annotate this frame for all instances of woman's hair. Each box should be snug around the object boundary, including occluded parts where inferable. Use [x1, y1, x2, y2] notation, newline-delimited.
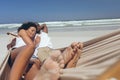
[17, 22, 37, 32]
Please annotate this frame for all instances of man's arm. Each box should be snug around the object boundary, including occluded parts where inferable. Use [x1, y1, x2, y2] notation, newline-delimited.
[41, 24, 48, 33]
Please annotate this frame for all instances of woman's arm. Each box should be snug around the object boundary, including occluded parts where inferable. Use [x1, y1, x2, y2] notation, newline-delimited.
[18, 29, 34, 46]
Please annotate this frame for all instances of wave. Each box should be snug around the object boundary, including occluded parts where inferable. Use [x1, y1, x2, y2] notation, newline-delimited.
[0, 18, 120, 29]
[0, 23, 21, 29]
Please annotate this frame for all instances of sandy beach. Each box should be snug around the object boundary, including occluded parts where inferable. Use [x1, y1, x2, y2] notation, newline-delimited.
[49, 30, 115, 48]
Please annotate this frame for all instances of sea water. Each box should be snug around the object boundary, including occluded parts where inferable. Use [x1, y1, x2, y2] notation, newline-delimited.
[0, 18, 120, 34]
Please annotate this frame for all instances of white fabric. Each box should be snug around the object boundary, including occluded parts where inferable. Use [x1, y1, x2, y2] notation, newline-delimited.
[34, 32, 53, 57]
[13, 37, 26, 48]
[37, 32, 53, 48]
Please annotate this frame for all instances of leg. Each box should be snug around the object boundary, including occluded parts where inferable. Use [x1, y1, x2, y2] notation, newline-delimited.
[9, 46, 25, 67]
[9, 45, 35, 80]
[34, 50, 64, 80]
[25, 59, 41, 80]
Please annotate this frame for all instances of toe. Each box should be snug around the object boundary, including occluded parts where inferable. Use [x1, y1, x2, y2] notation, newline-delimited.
[59, 60, 65, 68]
[78, 42, 83, 49]
[71, 42, 78, 48]
[57, 55, 63, 62]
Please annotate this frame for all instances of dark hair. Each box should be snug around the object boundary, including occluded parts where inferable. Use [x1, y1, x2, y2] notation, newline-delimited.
[35, 22, 41, 34]
[35, 22, 40, 27]
[17, 22, 37, 32]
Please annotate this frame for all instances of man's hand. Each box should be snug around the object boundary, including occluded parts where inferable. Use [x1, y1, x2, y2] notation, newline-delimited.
[41, 24, 48, 33]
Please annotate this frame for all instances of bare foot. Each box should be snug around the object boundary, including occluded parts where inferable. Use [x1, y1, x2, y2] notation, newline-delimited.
[33, 50, 64, 80]
[62, 42, 83, 63]
[71, 42, 83, 51]
[61, 46, 74, 64]
[62, 42, 83, 68]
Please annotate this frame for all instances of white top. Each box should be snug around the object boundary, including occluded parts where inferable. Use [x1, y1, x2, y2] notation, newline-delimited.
[34, 32, 53, 57]
[12, 32, 53, 58]
[37, 32, 53, 48]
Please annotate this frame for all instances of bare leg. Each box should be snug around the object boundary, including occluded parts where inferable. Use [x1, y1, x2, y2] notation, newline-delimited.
[9, 45, 35, 80]
[9, 46, 25, 67]
[34, 50, 64, 80]
[61, 46, 75, 64]
[25, 59, 41, 80]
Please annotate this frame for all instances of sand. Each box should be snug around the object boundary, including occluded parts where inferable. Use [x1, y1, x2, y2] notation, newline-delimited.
[0, 34, 10, 66]
[49, 30, 115, 48]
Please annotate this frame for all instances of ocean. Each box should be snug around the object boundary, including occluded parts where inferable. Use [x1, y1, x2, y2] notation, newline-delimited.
[0, 18, 120, 34]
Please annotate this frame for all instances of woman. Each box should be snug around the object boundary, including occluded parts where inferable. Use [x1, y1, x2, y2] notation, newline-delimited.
[9, 22, 40, 80]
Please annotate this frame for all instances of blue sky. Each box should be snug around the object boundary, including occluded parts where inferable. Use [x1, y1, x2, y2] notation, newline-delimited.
[0, 0, 120, 23]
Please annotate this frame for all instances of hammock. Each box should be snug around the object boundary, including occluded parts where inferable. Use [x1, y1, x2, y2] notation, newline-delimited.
[60, 29, 120, 80]
[0, 29, 120, 80]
